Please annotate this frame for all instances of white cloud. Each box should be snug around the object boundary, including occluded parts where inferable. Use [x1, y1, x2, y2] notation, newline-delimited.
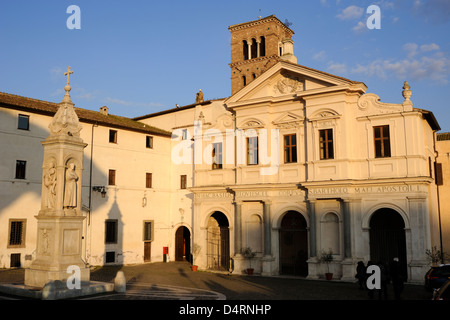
[105, 97, 132, 106]
[313, 50, 326, 61]
[336, 5, 364, 20]
[327, 62, 347, 74]
[420, 43, 440, 52]
[351, 44, 450, 84]
[403, 43, 419, 58]
[352, 21, 367, 33]
[104, 97, 163, 109]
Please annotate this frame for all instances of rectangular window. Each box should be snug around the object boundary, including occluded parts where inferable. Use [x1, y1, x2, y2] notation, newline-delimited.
[284, 134, 297, 163]
[8, 219, 26, 247]
[212, 142, 223, 169]
[109, 129, 117, 143]
[180, 175, 187, 189]
[10, 253, 21, 268]
[182, 129, 188, 140]
[146, 136, 153, 149]
[15, 160, 26, 179]
[374, 125, 391, 158]
[319, 129, 334, 160]
[108, 169, 116, 186]
[18, 114, 29, 130]
[105, 220, 118, 244]
[143, 221, 154, 242]
[435, 162, 443, 186]
[247, 137, 258, 165]
[146, 173, 152, 188]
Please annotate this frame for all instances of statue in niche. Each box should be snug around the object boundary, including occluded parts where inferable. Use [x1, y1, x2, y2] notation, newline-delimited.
[43, 161, 57, 209]
[63, 163, 78, 208]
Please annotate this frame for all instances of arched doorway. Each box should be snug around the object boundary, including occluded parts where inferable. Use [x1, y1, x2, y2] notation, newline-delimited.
[279, 211, 308, 276]
[369, 208, 407, 278]
[175, 226, 191, 262]
[207, 212, 230, 270]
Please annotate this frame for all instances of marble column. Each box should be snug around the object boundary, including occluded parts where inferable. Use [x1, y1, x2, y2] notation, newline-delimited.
[261, 200, 274, 276]
[308, 200, 317, 258]
[234, 201, 243, 255]
[408, 196, 429, 283]
[263, 201, 272, 256]
[342, 199, 351, 259]
[306, 200, 319, 279]
[340, 199, 356, 281]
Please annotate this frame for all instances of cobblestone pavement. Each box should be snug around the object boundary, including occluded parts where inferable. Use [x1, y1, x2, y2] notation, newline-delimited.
[0, 261, 432, 300]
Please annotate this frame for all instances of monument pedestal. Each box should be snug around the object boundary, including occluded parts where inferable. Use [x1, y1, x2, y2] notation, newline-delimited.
[25, 214, 90, 288]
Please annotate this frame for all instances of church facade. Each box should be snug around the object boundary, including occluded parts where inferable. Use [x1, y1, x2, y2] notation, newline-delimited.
[0, 15, 444, 284]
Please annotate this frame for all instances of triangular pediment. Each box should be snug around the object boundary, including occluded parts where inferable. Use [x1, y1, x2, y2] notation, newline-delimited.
[272, 112, 304, 128]
[225, 61, 364, 107]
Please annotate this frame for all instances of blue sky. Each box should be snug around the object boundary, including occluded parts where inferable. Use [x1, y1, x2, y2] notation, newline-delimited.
[1, 0, 449, 131]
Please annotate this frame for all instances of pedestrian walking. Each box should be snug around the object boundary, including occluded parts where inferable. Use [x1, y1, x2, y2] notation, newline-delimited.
[367, 261, 375, 299]
[377, 261, 390, 300]
[390, 257, 405, 300]
[355, 261, 367, 290]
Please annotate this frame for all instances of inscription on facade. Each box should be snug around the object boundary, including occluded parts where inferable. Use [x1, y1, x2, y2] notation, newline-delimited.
[309, 185, 421, 195]
[194, 192, 233, 199]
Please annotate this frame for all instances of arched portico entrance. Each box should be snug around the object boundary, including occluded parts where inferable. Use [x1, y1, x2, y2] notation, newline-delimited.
[279, 211, 308, 276]
[207, 211, 230, 271]
[175, 226, 191, 262]
[369, 208, 407, 278]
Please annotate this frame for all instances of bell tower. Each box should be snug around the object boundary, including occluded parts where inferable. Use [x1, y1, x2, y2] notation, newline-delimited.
[228, 15, 296, 95]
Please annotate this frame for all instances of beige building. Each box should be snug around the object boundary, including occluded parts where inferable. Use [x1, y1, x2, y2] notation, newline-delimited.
[0, 15, 444, 284]
[436, 133, 450, 262]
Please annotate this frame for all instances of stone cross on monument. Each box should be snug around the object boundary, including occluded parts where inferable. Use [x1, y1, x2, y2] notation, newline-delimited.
[25, 66, 90, 289]
[64, 66, 73, 86]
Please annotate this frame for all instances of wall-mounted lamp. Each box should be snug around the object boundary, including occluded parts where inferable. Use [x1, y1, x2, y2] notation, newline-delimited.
[92, 186, 107, 198]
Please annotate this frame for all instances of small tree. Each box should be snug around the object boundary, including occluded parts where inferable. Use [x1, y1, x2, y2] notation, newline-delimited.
[319, 248, 334, 274]
[243, 247, 256, 269]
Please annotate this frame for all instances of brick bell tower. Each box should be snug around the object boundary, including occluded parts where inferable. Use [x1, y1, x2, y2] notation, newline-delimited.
[228, 15, 296, 95]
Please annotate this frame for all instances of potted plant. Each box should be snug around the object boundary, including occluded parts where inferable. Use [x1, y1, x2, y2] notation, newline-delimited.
[319, 248, 334, 280]
[191, 243, 201, 271]
[243, 247, 256, 275]
[426, 246, 448, 267]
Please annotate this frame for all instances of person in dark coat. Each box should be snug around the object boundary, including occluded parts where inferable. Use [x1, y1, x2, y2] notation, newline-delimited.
[377, 261, 390, 300]
[390, 257, 405, 300]
[356, 261, 367, 289]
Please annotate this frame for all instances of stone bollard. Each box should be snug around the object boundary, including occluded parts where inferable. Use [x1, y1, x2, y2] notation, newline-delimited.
[114, 271, 126, 293]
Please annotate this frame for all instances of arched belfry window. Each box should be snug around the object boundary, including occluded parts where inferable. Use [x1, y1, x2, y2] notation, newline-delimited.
[251, 38, 258, 59]
[243, 40, 249, 60]
[242, 75, 247, 86]
[260, 36, 266, 57]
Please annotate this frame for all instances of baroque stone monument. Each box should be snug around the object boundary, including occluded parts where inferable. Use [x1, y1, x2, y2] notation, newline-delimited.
[24, 67, 90, 288]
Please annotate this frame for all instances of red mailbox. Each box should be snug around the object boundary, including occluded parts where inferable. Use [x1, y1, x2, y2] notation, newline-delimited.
[163, 247, 169, 255]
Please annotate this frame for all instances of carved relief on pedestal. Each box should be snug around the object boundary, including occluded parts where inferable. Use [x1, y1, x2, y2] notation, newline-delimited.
[39, 228, 51, 255]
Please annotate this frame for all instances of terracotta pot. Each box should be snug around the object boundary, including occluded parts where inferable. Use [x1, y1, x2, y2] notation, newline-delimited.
[325, 273, 333, 280]
[247, 268, 254, 275]
[191, 265, 198, 271]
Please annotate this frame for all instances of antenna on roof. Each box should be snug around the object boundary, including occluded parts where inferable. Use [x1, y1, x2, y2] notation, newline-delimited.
[258, 9, 261, 19]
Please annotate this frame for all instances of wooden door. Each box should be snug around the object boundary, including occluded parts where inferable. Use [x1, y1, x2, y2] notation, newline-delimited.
[144, 242, 151, 262]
